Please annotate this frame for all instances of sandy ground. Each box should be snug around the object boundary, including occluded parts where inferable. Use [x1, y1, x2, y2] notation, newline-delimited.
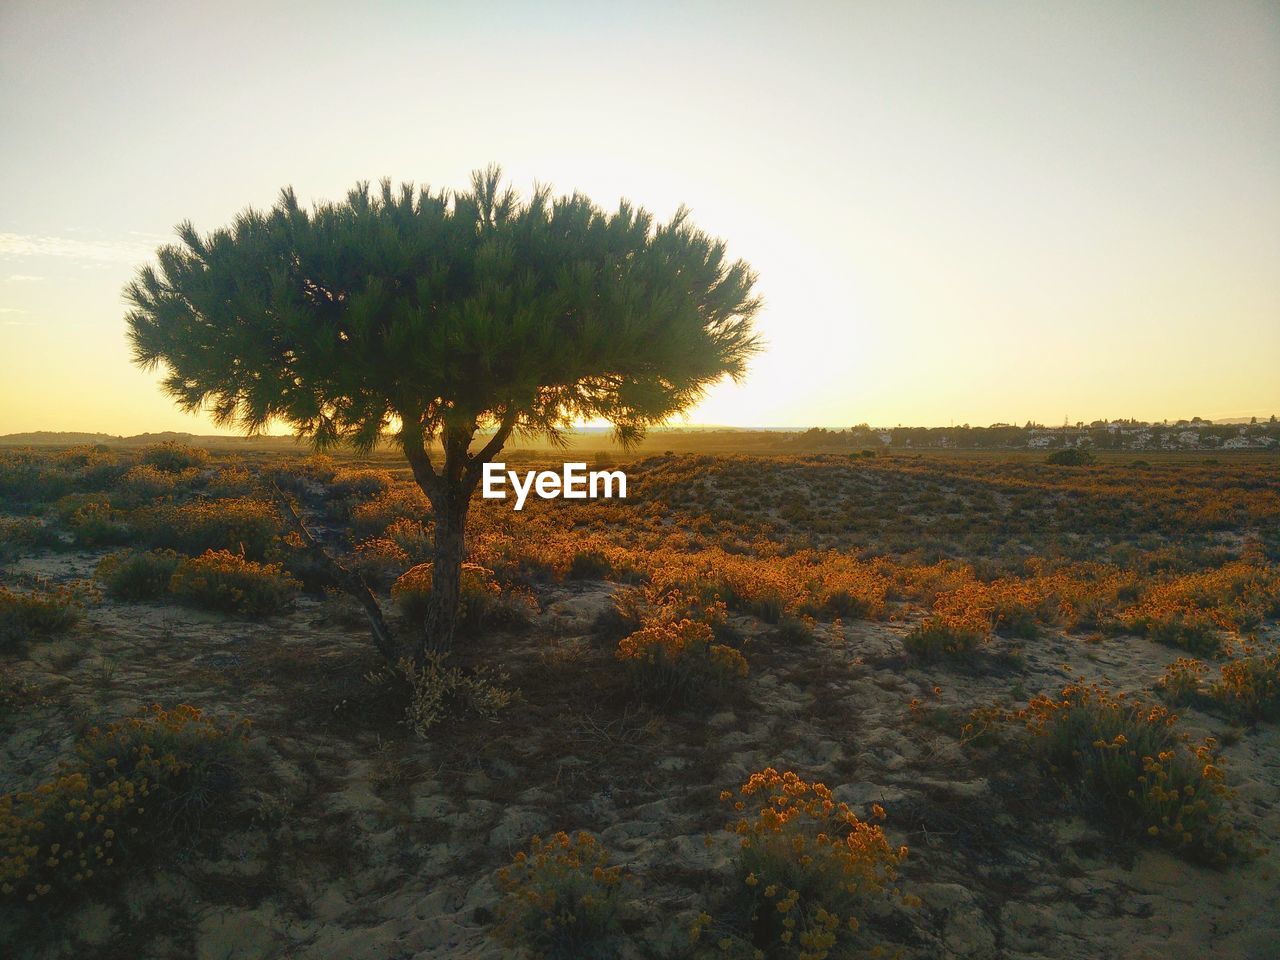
[3, 542, 1279, 960]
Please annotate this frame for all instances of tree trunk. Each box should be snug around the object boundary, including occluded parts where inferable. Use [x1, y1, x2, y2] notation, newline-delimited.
[400, 410, 517, 661]
[418, 478, 470, 658]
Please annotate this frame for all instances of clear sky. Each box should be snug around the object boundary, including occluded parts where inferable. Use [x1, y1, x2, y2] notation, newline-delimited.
[2, 0, 1277, 435]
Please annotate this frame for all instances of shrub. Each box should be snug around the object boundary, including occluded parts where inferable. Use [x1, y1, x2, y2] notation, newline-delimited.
[53, 494, 132, 547]
[1158, 644, 1280, 723]
[568, 549, 613, 580]
[0, 704, 247, 909]
[1046, 448, 1095, 466]
[351, 537, 412, 589]
[138, 440, 209, 473]
[978, 681, 1243, 863]
[495, 831, 624, 960]
[329, 468, 392, 501]
[95, 549, 181, 601]
[133, 498, 279, 560]
[1212, 643, 1280, 722]
[369, 654, 514, 738]
[691, 768, 913, 960]
[113, 463, 187, 504]
[0, 517, 59, 562]
[383, 517, 433, 563]
[0, 584, 85, 648]
[391, 562, 532, 631]
[616, 617, 747, 705]
[903, 617, 984, 660]
[170, 550, 300, 614]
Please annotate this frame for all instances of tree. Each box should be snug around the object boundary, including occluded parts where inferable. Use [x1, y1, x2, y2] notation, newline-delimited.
[125, 168, 761, 657]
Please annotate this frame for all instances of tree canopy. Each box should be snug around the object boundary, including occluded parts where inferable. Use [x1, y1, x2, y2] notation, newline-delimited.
[126, 166, 761, 476]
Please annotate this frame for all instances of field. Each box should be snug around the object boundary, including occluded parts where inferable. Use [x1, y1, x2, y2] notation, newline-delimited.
[2, 441, 1279, 959]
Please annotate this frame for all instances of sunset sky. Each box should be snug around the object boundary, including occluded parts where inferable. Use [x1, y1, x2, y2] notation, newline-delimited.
[2, 0, 1277, 436]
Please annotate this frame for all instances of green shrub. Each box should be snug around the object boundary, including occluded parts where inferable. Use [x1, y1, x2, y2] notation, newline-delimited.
[903, 617, 984, 660]
[568, 549, 613, 580]
[0, 517, 59, 562]
[0, 584, 84, 648]
[95, 549, 181, 601]
[1046, 448, 1095, 466]
[370, 654, 514, 738]
[170, 550, 299, 614]
[139, 440, 209, 473]
[133, 498, 279, 560]
[58, 495, 132, 547]
[1, 705, 247, 910]
[976, 681, 1244, 863]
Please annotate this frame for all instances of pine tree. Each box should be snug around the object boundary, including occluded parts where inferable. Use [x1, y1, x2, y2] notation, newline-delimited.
[125, 167, 761, 656]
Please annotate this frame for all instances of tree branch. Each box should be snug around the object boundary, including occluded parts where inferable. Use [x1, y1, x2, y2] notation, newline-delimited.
[466, 407, 518, 481]
[399, 416, 442, 502]
[272, 482, 400, 663]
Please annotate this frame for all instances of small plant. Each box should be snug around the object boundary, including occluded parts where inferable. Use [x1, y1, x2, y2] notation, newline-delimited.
[139, 440, 209, 473]
[903, 616, 984, 660]
[1046, 448, 1095, 466]
[169, 550, 300, 614]
[691, 768, 914, 960]
[132, 498, 280, 560]
[973, 681, 1245, 863]
[1211, 642, 1280, 722]
[1, 705, 247, 911]
[616, 616, 747, 705]
[0, 517, 60, 562]
[55, 494, 132, 547]
[0, 584, 86, 648]
[391, 562, 532, 631]
[495, 831, 624, 960]
[370, 654, 514, 738]
[95, 548, 181, 601]
[1158, 644, 1280, 723]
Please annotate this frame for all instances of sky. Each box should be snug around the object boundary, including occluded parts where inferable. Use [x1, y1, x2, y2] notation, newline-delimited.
[1, 0, 1277, 436]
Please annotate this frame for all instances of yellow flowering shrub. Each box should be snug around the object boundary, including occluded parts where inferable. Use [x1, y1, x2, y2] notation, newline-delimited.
[1, 705, 248, 909]
[132, 497, 281, 560]
[974, 681, 1243, 863]
[169, 550, 300, 615]
[691, 768, 913, 960]
[393, 561, 494, 619]
[902, 616, 985, 660]
[0, 583, 87, 648]
[616, 615, 747, 705]
[1159, 643, 1280, 723]
[1118, 562, 1280, 655]
[495, 831, 623, 959]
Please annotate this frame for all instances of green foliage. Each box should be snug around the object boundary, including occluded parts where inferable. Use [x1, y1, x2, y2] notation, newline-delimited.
[132, 497, 279, 560]
[1046, 448, 1096, 466]
[95, 549, 181, 601]
[903, 617, 984, 660]
[139, 440, 209, 473]
[169, 550, 300, 614]
[0, 585, 84, 649]
[981, 682, 1245, 864]
[0, 517, 59, 562]
[124, 167, 760, 452]
[1, 705, 247, 910]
